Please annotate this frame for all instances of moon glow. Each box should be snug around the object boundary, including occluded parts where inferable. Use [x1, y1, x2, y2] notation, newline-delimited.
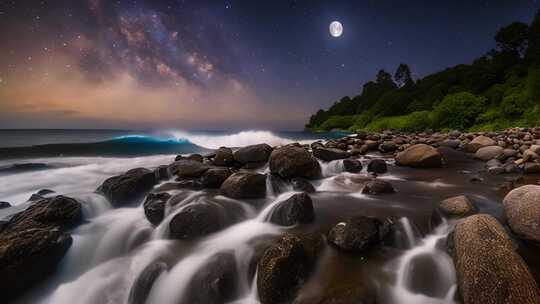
[329, 21, 343, 37]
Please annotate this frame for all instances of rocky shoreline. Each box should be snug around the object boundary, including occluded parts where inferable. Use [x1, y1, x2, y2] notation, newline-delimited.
[1, 128, 540, 303]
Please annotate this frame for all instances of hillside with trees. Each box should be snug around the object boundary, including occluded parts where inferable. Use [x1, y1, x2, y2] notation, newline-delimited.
[306, 10, 540, 132]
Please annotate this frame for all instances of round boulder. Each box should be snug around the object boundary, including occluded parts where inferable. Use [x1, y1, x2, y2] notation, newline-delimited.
[169, 203, 231, 239]
[269, 146, 321, 179]
[99, 168, 156, 206]
[475, 146, 504, 161]
[312, 147, 350, 161]
[362, 180, 395, 195]
[503, 185, 540, 243]
[367, 159, 387, 173]
[168, 160, 209, 179]
[200, 167, 232, 188]
[143, 192, 171, 226]
[395, 144, 443, 168]
[438, 195, 475, 217]
[233, 144, 273, 164]
[213, 147, 235, 167]
[342, 159, 362, 173]
[464, 135, 496, 153]
[269, 193, 315, 226]
[327, 216, 392, 252]
[220, 172, 267, 199]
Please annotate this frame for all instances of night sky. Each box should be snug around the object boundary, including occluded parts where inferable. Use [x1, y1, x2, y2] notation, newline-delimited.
[0, 0, 539, 130]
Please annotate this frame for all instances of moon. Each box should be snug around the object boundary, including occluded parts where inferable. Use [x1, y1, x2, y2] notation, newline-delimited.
[329, 21, 343, 37]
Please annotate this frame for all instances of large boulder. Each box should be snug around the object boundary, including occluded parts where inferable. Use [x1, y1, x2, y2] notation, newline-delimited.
[169, 203, 232, 239]
[269, 146, 321, 179]
[220, 172, 267, 199]
[475, 146, 504, 161]
[361, 180, 395, 195]
[6, 195, 82, 230]
[503, 185, 540, 243]
[464, 135, 496, 153]
[395, 144, 443, 168]
[257, 233, 320, 304]
[312, 147, 350, 161]
[168, 159, 209, 179]
[99, 168, 156, 206]
[450, 214, 540, 304]
[234, 144, 273, 164]
[143, 192, 170, 226]
[269, 193, 315, 226]
[291, 178, 316, 193]
[327, 216, 392, 252]
[438, 195, 475, 217]
[200, 167, 232, 188]
[367, 159, 387, 174]
[213, 147, 235, 167]
[342, 159, 363, 173]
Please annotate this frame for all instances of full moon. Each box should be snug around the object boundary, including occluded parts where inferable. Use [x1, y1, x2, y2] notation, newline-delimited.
[329, 21, 343, 37]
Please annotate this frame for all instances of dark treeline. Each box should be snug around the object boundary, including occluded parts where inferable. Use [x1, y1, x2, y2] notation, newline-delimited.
[307, 10, 540, 132]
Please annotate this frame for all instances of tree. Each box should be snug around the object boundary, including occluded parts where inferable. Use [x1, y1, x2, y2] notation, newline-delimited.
[526, 10, 540, 63]
[495, 22, 529, 56]
[431, 92, 486, 130]
[394, 63, 414, 88]
[376, 69, 396, 88]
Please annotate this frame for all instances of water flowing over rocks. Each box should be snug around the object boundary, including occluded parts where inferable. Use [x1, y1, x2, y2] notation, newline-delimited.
[269, 193, 315, 226]
[361, 179, 395, 194]
[313, 147, 350, 161]
[342, 158, 363, 173]
[327, 216, 393, 252]
[143, 192, 170, 225]
[128, 262, 168, 304]
[99, 167, 156, 206]
[269, 145, 321, 179]
[503, 185, 540, 243]
[367, 158, 387, 173]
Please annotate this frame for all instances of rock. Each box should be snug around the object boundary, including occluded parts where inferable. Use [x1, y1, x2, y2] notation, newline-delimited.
[257, 233, 320, 304]
[28, 189, 55, 201]
[312, 147, 350, 161]
[475, 146, 504, 161]
[364, 140, 379, 151]
[0, 201, 11, 209]
[234, 144, 273, 164]
[438, 195, 475, 217]
[99, 168, 156, 206]
[220, 172, 266, 199]
[524, 162, 540, 174]
[168, 160, 209, 179]
[439, 139, 460, 149]
[342, 159, 363, 173]
[362, 180, 395, 194]
[201, 168, 232, 188]
[503, 185, 540, 243]
[269, 193, 314, 226]
[153, 165, 170, 181]
[291, 178, 316, 193]
[379, 141, 397, 153]
[523, 149, 540, 162]
[128, 262, 168, 304]
[327, 216, 392, 252]
[395, 144, 443, 168]
[530, 144, 540, 155]
[169, 203, 233, 239]
[504, 163, 521, 173]
[213, 147, 235, 166]
[269, 146, 321, 179]
[503, 148, 519, 158]
[464, 135, 496, 153]
[143, 192, 170, 226]
[450, 214, 540, 304]
[175, 154, 203, 162]
[367, 159, 387, 173]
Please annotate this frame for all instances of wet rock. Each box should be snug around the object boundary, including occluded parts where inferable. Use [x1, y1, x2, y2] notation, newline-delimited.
[475, 145, 504, 161]
[524, 162, 540, 174]
[327, 216, 392, 252]
[234, 143, 273, 164]
[169, 203, 232, 239]
[395, 144, 443, 168]
[367, 159, 387, 173]
[464, 135, 496, 153]
[143, 192, 170, 226]
[153, 165, 169, 181]
[450, 214, 540, 304]
[291, 178, 316, 193]
[220, 172, 266, 199]
[128, 262, 168, 304]
[28, 189, 55, 201]
[0, 201, 10, 209]
[362, 179, 395, 194]
[313, 147, 350, 161]
[340, 158, 361, 173]
[213, 147, 235, 166]
[439, 139, 460, 149]
[99, 168, 156, 206]
[503, 185, 540, 243]
[269, 193, 314, 226]
[379, 141, 397, 153]
[269, 146, 321, 179]
[175, 154, 203, 163]
[504, 163, 521, 173]
[168, 160, 209, 179]
[200, 167, 232, 188]
[257, 233, 320, 304]
[438, 195, 475, 217]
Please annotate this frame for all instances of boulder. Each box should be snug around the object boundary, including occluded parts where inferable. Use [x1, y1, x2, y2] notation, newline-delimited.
[99, 168, 156, 206]
[475, 146, 504, 161]
[313, 147, 350, 161]
[6, 195, 82, 230]
[257, 233, 320, 304]
[168, 160, 209, 179]
[234, 144, 273, 164]
[269, 193, 315, 226]
[220, 172, 267, 199]
[450, 214, 540, 304]
[169, 203, 232, 239]
[128, 262, 168, 304]
[291, 178, 316, 193]
[379, 141, 397, 153]
[464, 135, 496, 153]
[213, 147, 235, 167]
[200, 168, 232, 188]
[269, 146, 321, 179]
[143, 192, 171, 226]
[175, 154, 203, 163]
[395, 144, 443, 168]
[327, 216, 392, 252]
[367, 159, 387, 173]
[503, 185, 540, 243]
[439, 139, 461, 149]
[342, 159, 363, 173]
[362, 180, 395, 195]
[524, 162, 540, 174]
[438, 195, 475, 217]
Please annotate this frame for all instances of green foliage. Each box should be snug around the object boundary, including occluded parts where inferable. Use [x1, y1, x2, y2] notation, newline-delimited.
[362, 111, 432, 132]
[394, 63, 414, 88]
[528, 65, 540, 103]
[500, 91, 530, 118]
[319, 115, 357, 130]
[431, 92, 486, 130]
[495, 22, 529, 55]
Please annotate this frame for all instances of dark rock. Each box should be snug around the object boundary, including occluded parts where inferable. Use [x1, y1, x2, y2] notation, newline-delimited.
[267, 174, 289, 196]
[213, 147, 235, 167]
[524, 162, 540, 174]
[395, 144, 443, 168]
[28, 189, 55, 201]
[153, 165, 169, 181]
[0, 201, 10, 209]
[450, 214, 540, 303]
[291, 178, 316, 193]
[504, 163, 521, 173]
[439, 139, 460, 149]
[128, 262, 168, 304]
[234, 144, 273, 164]
[269, 146, 321, 179]
[367, 159, 387, 173]
[312, 147, 350, 161]
[99, 168, 156, 206]
[438, 195, 475, 217]
[201, 167, 232, 188]
[175, 154, 203, 163]
[464, 135, 496, 153]
[269, 193, 314, 226]
[0, 163, 50, 174]
[343, 159, 363, 173]
[220, 172, 267, 199]
[143, 192, 170, 226]
[503, 185, 540, 243]
[379, 141, 397, 153]
[328, 216, 392, 252]
[362, 180, 395, 194]
[169, 203, 231, 239]
[168, 160, 209, 179]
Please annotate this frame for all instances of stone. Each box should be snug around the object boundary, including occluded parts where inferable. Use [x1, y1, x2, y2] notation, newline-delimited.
[362, 180, 395, 194]
[99, 168, 156, 206]
[290, 178, 316, 193]
[395, 144, 443, 168]
[464, 135, 496, 153]
[169, 203, 233, 239]
[200, 167, 232, 188]
[168, 160, 209, 179]
[233, 144, 273, 164]
[269, 146, 321, 179]
[438, 195, 475, 217]
[503, 185, 540, 243]
[269, 193, 314, 226]
[342, 159, 363, 173]
[475, 146, 504, 161]
[128, 262, 168, 304]
[367, 159, 387, 173]
[327, 216, 392, 252]
[213, 147, 235, 166]
[312, 147, 350, 161]
[143, 192, 170, 226]
[220, 172, 266, 199]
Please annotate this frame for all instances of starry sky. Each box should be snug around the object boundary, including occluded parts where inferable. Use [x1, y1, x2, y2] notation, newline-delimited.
[0, 0, 539, 130]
